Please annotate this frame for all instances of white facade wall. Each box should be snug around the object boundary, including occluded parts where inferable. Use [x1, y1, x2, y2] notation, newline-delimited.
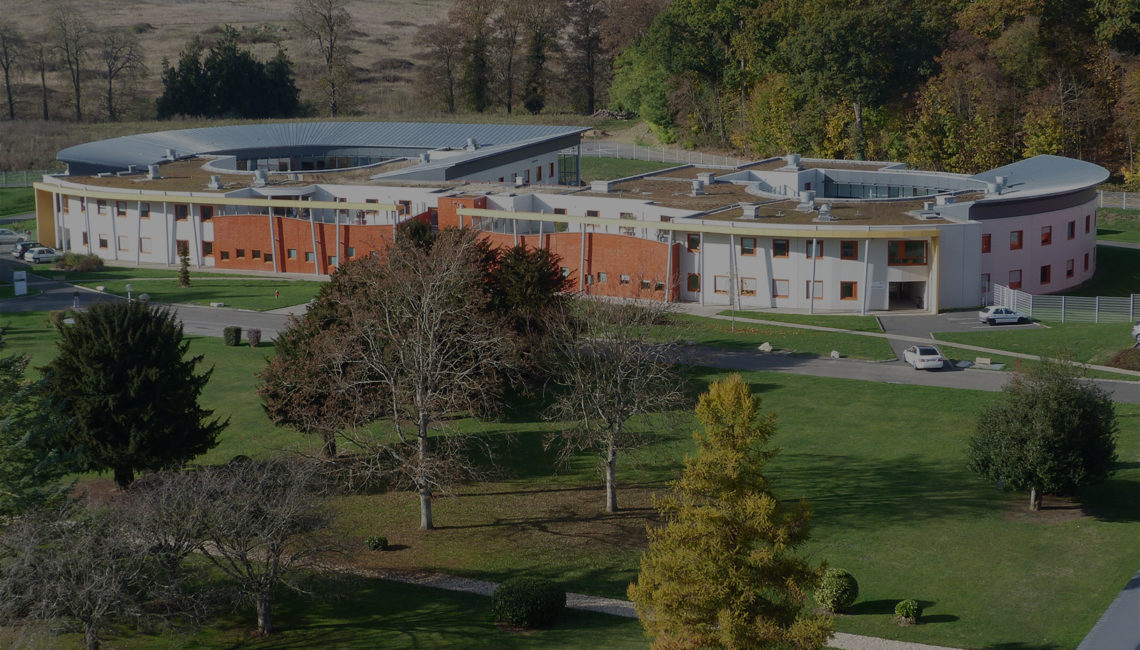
[471, 152, 563, 186]
[978, 197, 1098, 296]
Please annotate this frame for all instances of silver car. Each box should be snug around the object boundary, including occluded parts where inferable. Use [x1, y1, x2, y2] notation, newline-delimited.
[24, 247, 60, 264]
[903, 345, 946, 370]
[0, 228, 26, 245]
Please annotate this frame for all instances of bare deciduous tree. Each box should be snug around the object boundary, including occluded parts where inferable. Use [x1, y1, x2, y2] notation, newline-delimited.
[49, 5, 92, 121]
[31, 36, 50, 120]
[0, 505, 154, 650]
[545, 298, 686, 513]
[97, 29, 144, 121]
[0, 20, 24, 120]
[335, 229, 518, 530]
[293, 0, 352, 116]
[417, 20, 465, 113]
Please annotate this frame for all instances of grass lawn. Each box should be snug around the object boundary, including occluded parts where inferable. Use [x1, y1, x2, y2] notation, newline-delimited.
[933, 322, 1137, 367]
[0, 187, 34, 218]
[73, 277, 323, 311]
[0, 282, 40, 299]
[661, 313, 895, 360]
[935, 344, 1137, 381]
[579, 158, 677, 183]
[1063, 245, 1140, 297]
[3, 312, 1140, 648]
[1096, 207, 1140, 242]
[723, 310, 883, 332]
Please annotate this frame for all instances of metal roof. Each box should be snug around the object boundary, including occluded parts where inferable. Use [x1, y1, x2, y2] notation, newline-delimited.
[970, 154, 1109, 201]
[58, 122, 591, 173]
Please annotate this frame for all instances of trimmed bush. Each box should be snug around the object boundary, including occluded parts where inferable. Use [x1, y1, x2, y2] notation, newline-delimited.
[54, 253, 104, 272]
[223, 326, 242, 347]
[491, 577, 566, 628]
[247, 328, 262, 348]
[816, 568, 859, 613]
[365, 536, 389, 551]
[47, 310, 73, 330]
[895, 599, 922, 624]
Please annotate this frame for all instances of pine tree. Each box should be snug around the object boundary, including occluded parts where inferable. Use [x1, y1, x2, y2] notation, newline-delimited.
[178, 244, 190, 288]
[628, 374, 832, 649]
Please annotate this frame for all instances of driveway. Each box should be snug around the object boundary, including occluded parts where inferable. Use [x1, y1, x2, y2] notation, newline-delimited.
[878, 311, 1040, 361]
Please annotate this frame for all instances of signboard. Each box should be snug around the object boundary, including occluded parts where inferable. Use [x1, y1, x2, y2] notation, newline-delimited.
[12, 270, 26, 297]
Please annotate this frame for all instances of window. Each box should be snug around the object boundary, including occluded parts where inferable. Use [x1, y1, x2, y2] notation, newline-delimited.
[805, 280, 823, 300]
[1084, 252, 1089, 271]
[981, 234, 991, 254]
[597, 272, 607, 283]
[1041, 226, 1052, 245]
[82, 232, 88, 246]
[305, 252, 315, 262]
[585, 274, 594, 285]
[346, 246, 355, 257]
[887, 240, 927, 265]
[620, 274, 630, 285]
[220, 251, 230, 260]
[713, 275, 729, 294]
[115, 201, 127, 216]
[1040, 265, 1051, 284]
[740, 277, 757, 296]
[772, 279, 789, 298]
[1085, 214, 1091, 233]
[328, 255, 338, 266]
[740, 237, 756, 256]
[619, 212, 636, 236]
[553, 208, 566, 215]
[840, 240, 858, 260]
[139, 237, 152, 254]
[176, 240, 189, 257]
[1009, 269, 1022, 290]
[175, 205, 188, 221]
[98, 234, 108, 249]
[1067, 221, 1075, 240]
[117, 235, 128, 251]
[252, 250, 261, 259]
[202, 241, 213, 256]
[524, 169, 530, 183]
[549, 162, 555, 177]
[687, 273, 700, 292]
[287, 249, 297, 259]
[97, 199, 106, 215]
[200, 206, 213, 221]
[236, 249, 245, 258]
[641, 279, 652, 290]
[1009, 230, 1022, 250]
[773, 239, 789, 257]
[806, 240, 823, 258]
[840, 281, 858, 300]
[1066, 259, 1074, 278]
[264, 253, 273, 262]
[981, 273, 990, 294]
[654, 281, 665, 292]
[586, 210, 599, 218]
[687, 233, 700, 252]
[140, 203, 150, 219]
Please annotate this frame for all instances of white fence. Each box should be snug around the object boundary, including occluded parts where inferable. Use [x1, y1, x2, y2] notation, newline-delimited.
[1099, 190, 1140, 210]
[0, 170, 57, 188]
[578, 141, 752, 168]
[992, 284, 1140, 323]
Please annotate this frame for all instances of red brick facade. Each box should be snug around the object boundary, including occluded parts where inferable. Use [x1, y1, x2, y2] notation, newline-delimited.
[211, 214, 396, 274]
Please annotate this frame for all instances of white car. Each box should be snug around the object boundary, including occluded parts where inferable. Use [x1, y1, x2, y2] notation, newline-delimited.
[978, 306, 1029, 325]
[24, 247, 60, 264]
[1132, 320, 1140, 344]
[0, 228, 26, 245]
[903, 345, 945, 370]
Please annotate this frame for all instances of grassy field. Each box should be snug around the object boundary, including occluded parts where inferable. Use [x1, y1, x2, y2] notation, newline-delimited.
[934, 321, 1136, 367]
[1063, 245, 1140, 297]
[3, 311, 1140, 648]
[723, 310, 884, 332]
[1096, 207, 1140, 243]
[0, 187, 34, 218]
[662, 314, 895, 360]
[73, 277, 322, 311]
[578, 158, 677, 182]
[935, 344, 1137, 381]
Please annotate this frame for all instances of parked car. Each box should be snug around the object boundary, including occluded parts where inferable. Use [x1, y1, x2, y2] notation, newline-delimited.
[1132, 320, 1140, 344]
[0, 228, 26, 245]
[24, 247, 60, 264]
[903, 345, 946, 370]
[978, 306, 1029, 325]
[12, 241, 43, 259]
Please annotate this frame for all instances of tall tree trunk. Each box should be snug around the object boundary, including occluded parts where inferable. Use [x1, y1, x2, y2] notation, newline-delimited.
[114, 465, 134, 490]
[3, 69, 13, 120]
[106, 74, 115, 121]
[40, 66, 49, 120]
[73, 72, 82, 121]
[84, 623, 99, 650]
[1029, 486, 1041, 511]
[852, 100, 865, 161]
[322, 431, 337, 459]
[605, 437, 617, 513]
[418, 413, 433, 530]
[256, 594, 273, 635]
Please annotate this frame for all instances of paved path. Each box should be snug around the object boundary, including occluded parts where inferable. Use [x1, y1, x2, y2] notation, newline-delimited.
[362, 567, 963, 650]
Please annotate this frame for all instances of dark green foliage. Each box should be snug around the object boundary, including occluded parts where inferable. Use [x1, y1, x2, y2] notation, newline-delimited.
[397, 218, 435, 251]
[365, 536, 389, 551]
[522, 32, 548, 115]
[246, 328, 261, 348]
[40, 301, 227, 489]
[54, 252, 104, 272]
[486, 245, 570, 345]
[223, 326, 242, 347]
[157, 27, 300, 119]
[178, 248, 191, 287]
[895, 599, 922, 623]
[490, 577, 566, 628]
[816, 568, 859, 612]
[461, 34, 491, 112]
[967, 359, 1118, 511]
[47, 310, 73, 330]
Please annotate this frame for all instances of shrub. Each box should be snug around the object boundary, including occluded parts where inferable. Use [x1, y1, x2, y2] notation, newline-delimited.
[816, 568, 859, 613]
[54, 253, 104, 272]
[895, 599, 922, 624]
[247, 328, 262, 348]
[365, 536, 388, 551]
[223, 326, 242, 347]
[491, 577, 566, 628]
[47, 310, 73, 330]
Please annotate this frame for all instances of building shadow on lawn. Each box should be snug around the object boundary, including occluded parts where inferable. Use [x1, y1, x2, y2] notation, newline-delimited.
[770, 453, 1000, 529]
[1080, 461, 1140, 523]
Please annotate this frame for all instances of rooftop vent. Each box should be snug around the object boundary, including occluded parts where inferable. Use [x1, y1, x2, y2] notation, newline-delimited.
[985, 181, 999, 195]
[516, 176, 527, 188]
[466, 137, 478, 151]
[935, 194, 955, 206]
[207, 175, 222, 190]
[420, 152, 431, 163]
[126, 164, 137, 174]
[165, 148, 177, 161]
[252, 169, 268, 187]
[697, 172, 716, 185]
[691, 179, 706, 196]
[781, 153, 803, 171]
[147, 164, 161, 180]
[97, 172, 112, 178]
[814, 203, 836, 222]
[795, 189, 815, 212]
[995, 175, 1008, 188]
[923, 201, 935, 211]
[741, 203, 762, 218]
[590, 180, 613, 193]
